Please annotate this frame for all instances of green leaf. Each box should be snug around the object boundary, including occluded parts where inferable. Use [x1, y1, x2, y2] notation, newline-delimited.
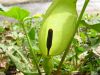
[28, 27, 35, 40]
[6, 50, 32, 73]
[0, 6, 29, 21]
[80, 32, 87, 42]
[75, 46, 85, 54]
[0, 8, 4, 11]
[0, 26, 4, 33]
[81, 20, 100, 32]
[43, 57, 54, 75]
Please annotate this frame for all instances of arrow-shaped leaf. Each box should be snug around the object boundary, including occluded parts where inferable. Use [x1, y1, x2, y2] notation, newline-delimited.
[81, 20, 100, 32]
[0, 6, 29, 21]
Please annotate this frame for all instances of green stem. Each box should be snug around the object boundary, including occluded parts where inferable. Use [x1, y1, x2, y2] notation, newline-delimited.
[43, 56, 53, 75]
[21, 22, 41, 75]
[57, 0, 90, 72]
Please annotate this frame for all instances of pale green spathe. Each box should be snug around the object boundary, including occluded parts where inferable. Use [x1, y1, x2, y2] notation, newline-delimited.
[39, 0, 78, 56]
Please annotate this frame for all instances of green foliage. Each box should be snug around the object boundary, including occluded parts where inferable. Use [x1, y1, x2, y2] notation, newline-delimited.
[0, 0, 100, 75]
[81, 20, 100, 32]
[43, 57, 54, 75]
[0, 6, 40, 74]
[0, 8, 4, 11]
[0, 44, 34, 74]
[79, 50, 100, 72]
[28, 27, 35, 40]
[0, 26, 4, 33]
[0, 6, 29, 21]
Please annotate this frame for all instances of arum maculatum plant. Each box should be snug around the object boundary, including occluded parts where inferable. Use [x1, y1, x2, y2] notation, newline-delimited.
[39, 0, 78, 56]
[39, 0, 90, 74]
[39, 0, 78, 74]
